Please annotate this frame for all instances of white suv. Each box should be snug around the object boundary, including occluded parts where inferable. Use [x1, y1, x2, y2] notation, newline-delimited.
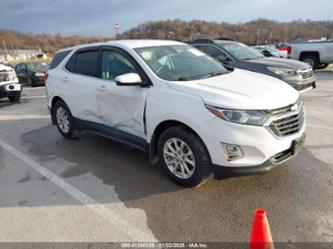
[46, 40, 305, 187]
[0, 64, 22, 102]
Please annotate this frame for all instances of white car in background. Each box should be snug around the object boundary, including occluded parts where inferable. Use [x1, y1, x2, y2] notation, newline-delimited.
[46, 40, 305, 187]
[0, 63, 22, 102]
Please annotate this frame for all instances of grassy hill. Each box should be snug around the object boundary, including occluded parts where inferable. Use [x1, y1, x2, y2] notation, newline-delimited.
[1, 19, 332, 54]
[119, 19, 333, 44]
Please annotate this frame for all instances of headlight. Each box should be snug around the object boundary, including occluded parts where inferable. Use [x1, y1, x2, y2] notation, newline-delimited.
[8, 73, 18, 81]
[205, 105, 269, 126]
[267, 67, 297, 76]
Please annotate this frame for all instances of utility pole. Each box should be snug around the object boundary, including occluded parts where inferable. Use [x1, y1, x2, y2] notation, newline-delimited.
[268, 30, 273, 44]
[257, 29, 260, 45]
[114, 22, 120, 39]
[2, 40, 8, 61]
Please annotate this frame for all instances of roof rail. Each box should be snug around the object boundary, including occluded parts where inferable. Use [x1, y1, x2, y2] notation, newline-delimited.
[190, 39, 215, 44]
[214, 37, 234, 41]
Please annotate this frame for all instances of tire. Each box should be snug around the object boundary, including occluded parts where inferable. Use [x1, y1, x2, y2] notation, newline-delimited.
[8, 93, 21, 102]
[52, 100, 80, 139]
[30, 77, 37, 87]
[316, 63, 329, 70]
[157, 125, 211, 187]
[300, 55, 319, 70]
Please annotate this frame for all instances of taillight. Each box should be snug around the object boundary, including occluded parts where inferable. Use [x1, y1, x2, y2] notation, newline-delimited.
[278, 46, 292, 54]
[44, 72, 49, 81]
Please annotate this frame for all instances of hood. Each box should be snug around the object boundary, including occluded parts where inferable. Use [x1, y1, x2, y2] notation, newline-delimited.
[167, 69, 299, 110]
[0, 64, 14, 72]
[249, 57, 309, 70]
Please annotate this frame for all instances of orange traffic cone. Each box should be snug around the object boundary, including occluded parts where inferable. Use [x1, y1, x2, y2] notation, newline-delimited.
[249, 209, 274, 249]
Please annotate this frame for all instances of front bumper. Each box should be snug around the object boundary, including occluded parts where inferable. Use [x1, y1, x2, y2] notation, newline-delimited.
[32, 76, 46, 86]
[198, 111, 306, 173]
[281, 74, 316, 92]
[0, 82, 22, 98]
[213, 133, 305, 179]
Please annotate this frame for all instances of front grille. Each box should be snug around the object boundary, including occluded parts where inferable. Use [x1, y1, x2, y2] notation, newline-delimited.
[266, 100, 305, 137]
[298, 68, 314, 79]
[0, 72, 9, 82]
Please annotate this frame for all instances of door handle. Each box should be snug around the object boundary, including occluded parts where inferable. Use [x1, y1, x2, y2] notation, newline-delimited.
[98, 85, 107, 91]
[62, 77, 69, 82]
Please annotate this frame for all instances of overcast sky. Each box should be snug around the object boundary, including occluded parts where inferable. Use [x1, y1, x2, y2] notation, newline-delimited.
[0, 0, 332, 36]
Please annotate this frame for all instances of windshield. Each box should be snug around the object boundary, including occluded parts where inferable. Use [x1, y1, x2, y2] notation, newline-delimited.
[26, 62, 49, 72]
[135, 45, 228, 81]
[222, 43, 264, 60]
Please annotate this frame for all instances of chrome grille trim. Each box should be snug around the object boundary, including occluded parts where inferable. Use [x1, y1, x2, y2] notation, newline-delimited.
[298, 67, 314, 79]
[266, 99, 305, 137]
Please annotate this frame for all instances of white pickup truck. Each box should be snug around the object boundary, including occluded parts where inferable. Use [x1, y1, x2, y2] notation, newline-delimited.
[288, 41, 333, 69]
[0, 64, 22, 102]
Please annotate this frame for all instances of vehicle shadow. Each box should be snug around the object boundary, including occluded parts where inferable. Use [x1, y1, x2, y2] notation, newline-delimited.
[21, 125, 181, 202]
[18, 123, 333, 242]
[0, 99, 12, 108]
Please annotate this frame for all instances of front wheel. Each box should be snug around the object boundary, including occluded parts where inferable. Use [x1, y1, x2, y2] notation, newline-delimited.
[158, 126, 211, 187]
[30, 77, 37, 87]
[8, 93, 21, 102]
[53, 100, 80, 139]
[317, 63, 329, 70]
[301, 55, 319, 69]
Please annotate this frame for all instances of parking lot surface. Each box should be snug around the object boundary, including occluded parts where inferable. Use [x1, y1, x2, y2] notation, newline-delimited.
[0, 69, 333, 242]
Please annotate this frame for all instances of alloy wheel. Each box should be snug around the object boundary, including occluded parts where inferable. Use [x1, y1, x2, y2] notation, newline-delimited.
[163, 138, 196, 179]
[56, 107, 70, 133]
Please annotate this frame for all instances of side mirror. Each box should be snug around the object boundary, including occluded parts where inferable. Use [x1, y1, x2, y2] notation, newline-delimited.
[217, 54, 229, 63]
[262, 50, 272, 57]
[115, 73, 142, 86]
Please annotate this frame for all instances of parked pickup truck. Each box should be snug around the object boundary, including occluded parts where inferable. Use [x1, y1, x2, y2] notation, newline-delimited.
[287, 41, 333, 69]
[0, 64, 22, 102]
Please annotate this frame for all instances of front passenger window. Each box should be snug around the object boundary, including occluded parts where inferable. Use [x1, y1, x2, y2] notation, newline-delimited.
[101, 50, 137, 80]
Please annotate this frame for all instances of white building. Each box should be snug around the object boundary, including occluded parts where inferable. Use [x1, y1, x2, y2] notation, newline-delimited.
[0, 49, 48, 62]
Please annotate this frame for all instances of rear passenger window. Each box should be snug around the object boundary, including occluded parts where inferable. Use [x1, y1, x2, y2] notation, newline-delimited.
[65, 55, 76, 73]
[75, 51, 98, 77]
[49, 50, 72, 69]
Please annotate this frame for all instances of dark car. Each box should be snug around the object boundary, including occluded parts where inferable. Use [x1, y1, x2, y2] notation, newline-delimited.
[191, 39, 316, 92]
[15, 62, 49, 87]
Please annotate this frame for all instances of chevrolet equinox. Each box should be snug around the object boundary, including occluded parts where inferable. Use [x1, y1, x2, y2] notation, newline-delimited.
[46, 40, 305, 187]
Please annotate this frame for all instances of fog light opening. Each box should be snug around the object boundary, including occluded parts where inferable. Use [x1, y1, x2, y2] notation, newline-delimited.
[222, 143, 244, 161]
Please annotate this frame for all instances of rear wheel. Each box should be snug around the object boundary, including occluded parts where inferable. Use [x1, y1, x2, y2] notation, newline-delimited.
[8, 93, 21, 102]
[53, 100, 80, 139]
[158, 125, 211, 187]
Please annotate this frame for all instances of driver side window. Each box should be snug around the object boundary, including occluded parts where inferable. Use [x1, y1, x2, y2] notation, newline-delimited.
[101, 50, 137, 80]
[195, 45, 228, 60]
[16, 64, 27, 72]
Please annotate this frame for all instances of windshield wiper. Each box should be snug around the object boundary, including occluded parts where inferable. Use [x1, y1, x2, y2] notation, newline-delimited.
[175, 77, 191, 81]
[242, 57, 255, 60]
[200, 71, 225, 79]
